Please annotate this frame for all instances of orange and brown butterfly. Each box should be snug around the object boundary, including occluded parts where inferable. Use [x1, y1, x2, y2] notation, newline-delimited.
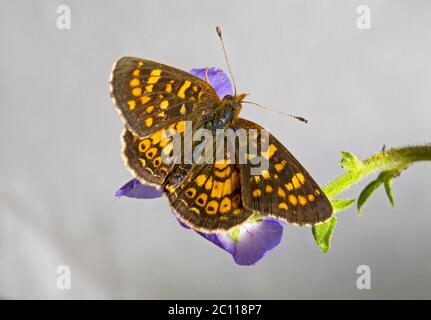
[110, 30, 333, 233]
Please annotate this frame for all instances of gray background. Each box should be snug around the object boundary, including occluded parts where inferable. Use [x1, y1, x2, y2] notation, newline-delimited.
[1, 0, 430, 299]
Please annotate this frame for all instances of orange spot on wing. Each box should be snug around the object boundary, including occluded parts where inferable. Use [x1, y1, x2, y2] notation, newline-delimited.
[205, 177, 213, 190]
[211, 181, 224, 198]
[165, 83, 172, 93]
[145, 147, 157, 159]
[233, 208, 241, 215]
[153, 156, 162, 167]
[175, 121, 185, 133]
[292, 176, 301, 189]
[127, 100, 136, 110]
[252, 189, 262, 198]
[189, 207, 200, 215]
[147, 69, 161, 84]
[177, 80, 191, 98]
[298, 195, 307, 206]
[196, 175, 207, 187]
[129, 78, 140, 87]
[141, 96, 151, 104]
[160, 100, 169, 109]
[262, 144, 278, 160]
[296, 173, 305, 184]
[288, 194, 298, 206]
[185, 187, 197, 198]
[277, 187, 286, 198]
[222, 177, 232, 196]
[205, 200, 219, 215]
[195, 193, 208, 207]
[215, 167, 231, 179]
[219, 197, 231, 214]
[138, 139, 150, 152]
[278, 202, 288, 210]
[262, 170, 270, 179]
[145, 117, 153, 127]
[132, 87, 142, 96]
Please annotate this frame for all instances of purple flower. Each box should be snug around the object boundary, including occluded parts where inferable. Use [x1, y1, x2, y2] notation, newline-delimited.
[115, 67, 285, 266]
[189, 67, 233, 99]
[115, 179, 162, 199]
[173, 209, 284, 266]
[197, 219, 284, 266]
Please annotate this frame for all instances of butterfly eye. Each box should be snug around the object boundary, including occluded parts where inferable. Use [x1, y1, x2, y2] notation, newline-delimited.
[223, 94, 233, 100]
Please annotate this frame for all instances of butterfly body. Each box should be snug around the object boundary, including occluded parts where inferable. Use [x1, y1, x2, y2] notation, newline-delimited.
[111, 57, 333, 233]
[201, 94, 245, 132]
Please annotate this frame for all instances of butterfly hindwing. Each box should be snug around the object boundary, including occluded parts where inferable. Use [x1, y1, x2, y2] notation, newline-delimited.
[235, 118, 333, 226]
[122, 119, 192, 188]
[166, 162, 252, 233]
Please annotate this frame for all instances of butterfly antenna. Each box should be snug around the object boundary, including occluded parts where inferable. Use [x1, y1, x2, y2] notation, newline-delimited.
[216, 26, 237, 95]
[242, 101, 309, 124]
[204, 66, 209, 83]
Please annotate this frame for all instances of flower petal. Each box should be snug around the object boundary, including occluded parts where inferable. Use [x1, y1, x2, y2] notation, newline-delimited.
[232, 219, 284, 266]
[198, 232, 237, 256]
[197, 218, 284, 266]
[174, 205, 284, 265]
[189, 67, 233, 98]
[115, 179, 163, 199]
[171, 209, 236, 254]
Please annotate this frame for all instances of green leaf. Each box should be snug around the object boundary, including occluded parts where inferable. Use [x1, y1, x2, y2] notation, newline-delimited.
[331, 199, 355, 213]
[357, 170, 400, 213]
[384, 178, 395, 207]
[340, 151, 363, 171]
[312, 216, 337, 253]
[357, 177, 384, 214]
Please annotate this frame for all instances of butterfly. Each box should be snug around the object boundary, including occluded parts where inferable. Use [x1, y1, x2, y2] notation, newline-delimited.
[110, 56, 333, 233]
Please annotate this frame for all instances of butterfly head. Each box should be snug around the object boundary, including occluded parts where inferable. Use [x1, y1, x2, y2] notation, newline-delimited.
[219, 93, 248, 121]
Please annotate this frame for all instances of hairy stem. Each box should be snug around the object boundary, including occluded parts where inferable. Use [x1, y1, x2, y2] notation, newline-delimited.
[313, 144, 431, 253]
[323, 145, 431, 199]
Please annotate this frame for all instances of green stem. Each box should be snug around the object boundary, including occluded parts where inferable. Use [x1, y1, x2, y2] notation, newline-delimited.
[323, 145, 431, 199]
[313, 144, 431, 253]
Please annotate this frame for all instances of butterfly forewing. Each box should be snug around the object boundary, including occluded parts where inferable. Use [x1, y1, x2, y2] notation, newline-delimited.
[110, 57, 219, 137]
[235, 118, 333, 226]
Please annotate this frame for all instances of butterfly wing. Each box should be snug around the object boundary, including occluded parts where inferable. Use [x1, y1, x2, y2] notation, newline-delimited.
[122, 118, 193, 188]
[110, 57, 219, 137]
[166, 161, 252, 233]
[235, 118, 333, 226]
